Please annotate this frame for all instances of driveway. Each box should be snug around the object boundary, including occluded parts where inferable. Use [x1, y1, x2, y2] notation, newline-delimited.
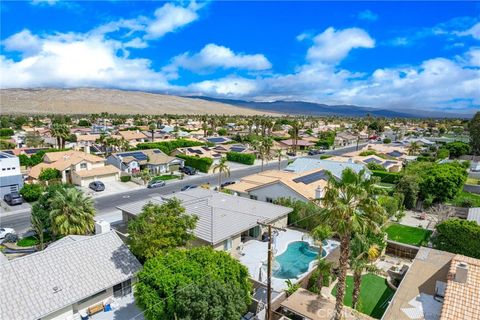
[79, 181, 143, 198]
[0, 200, 31, 216]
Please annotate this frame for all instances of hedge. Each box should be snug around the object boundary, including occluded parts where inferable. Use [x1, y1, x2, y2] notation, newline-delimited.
[176, 155, 213, 173]
[433, 219, 480, 259]
[226, 152, 255, 165]
[120, 176, 132, 182]
[135, 139, 210, 155]
[0, 128, 14, 137]
[20, 184, 44, 202]
[371, 170, 402, 184]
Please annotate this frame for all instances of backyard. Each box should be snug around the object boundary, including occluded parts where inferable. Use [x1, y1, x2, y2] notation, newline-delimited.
[448, 190, 480, 207]
[385, 223, 432, 246]
[331, 273, 395, 319]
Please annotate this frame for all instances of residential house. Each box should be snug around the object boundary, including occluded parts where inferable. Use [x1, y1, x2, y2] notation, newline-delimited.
[2, 147, 50, 157]
[28, 150, 120, 186]
[117, 188, 291, 252]
[346, 143, 410, 160]
[75, 134, 101, 147]
[334, 131, 359, 147]
[382, 247, 480, 320]
[172, 146, 223, 165]
[0, 231, 142, 320]
[204, 136, 232, 145]
[278, 139, 315, 151]
[328, 155, 403, 172]
[0, 151, 24, 197]
[112, 130, 147, 146]
[106, 149, 184, 175]
[284, 157, 369, 176]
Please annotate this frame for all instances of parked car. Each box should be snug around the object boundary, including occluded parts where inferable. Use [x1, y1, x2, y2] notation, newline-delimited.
[180, 166, 197, 175]
[308, 149, 325, 156]
[220, 181, 236, 188]
[3, 192, 23, 206]
[88, 181, 105, 192]
[0, 227, 15, 240]
[147, 180, 166, 188]
[181, 185, 197, 192]
[286, 152, 296, 157]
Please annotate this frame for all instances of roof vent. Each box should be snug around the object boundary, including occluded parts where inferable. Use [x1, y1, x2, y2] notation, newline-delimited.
[52, 286, 62, 293]
[455, 262, 468, 283]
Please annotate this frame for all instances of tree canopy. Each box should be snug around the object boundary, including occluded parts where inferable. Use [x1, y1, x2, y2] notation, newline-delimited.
[135, 247, 252, 320]
[433, 219, 480, 259]
[469, 111, 480, 156]
[127, 198, 198, 261]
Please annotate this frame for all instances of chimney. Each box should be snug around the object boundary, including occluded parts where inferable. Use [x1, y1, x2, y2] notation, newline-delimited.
[95, 220, 111, 234]
[84, 145, 90, 154]
[455, 262, 468, 283]
[315, 186, 323, 199]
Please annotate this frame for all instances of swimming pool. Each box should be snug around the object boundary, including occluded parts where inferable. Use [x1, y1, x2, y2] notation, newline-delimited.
[272, 241, 326, 279]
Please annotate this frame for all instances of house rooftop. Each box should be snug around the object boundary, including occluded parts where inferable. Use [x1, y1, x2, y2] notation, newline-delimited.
[284, 158, 367, 176]
[117, 188, 292, 245]
[0, 231, 141, 320]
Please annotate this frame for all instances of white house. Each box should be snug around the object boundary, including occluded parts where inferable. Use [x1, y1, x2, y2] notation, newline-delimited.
[0, 151, 24, 196]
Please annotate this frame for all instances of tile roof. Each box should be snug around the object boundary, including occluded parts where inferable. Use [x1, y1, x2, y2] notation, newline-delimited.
[117, 188, 292, 245]
[72, 164, 120, 178]
[0, 232, 141, 320]
[278, 139, 315, 147]
[440, 255, 480, 320]
[225, 169, 328, 200]
[117, 130, 148, 140]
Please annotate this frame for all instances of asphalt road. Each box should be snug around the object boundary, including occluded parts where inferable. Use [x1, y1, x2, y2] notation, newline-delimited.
[0, 144, 365, 235]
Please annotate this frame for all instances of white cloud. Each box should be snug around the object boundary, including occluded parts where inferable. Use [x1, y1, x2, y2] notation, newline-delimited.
[306, 27, 375, 64]
[466, 48, 480, 66]
[31, 0, 59, 6]
[187, 77, 258, 97]
[457, 22, 480, 40]
[145, 2, 200, 40]
[357, 10, 378, 21]
[164, 43, 271, 77]
[3, 29, 42, 56]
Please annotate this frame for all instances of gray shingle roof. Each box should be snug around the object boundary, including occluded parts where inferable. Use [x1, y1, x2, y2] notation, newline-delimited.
[117, 189, 292, 245]
[0, 231, 141, 320]
[284, 158, 368, 177]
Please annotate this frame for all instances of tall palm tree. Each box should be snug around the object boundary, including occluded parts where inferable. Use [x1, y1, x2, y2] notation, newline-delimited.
[275, 149, 283, 170]
[51, 123, 70, 149]
[213, 157, 230, 188]
[407, 141, 421, 155]
[319, 168, 386, 320]
[350, 234, 381, 310]
[49, 187, 95, 237]
[148, 122, 156, 142]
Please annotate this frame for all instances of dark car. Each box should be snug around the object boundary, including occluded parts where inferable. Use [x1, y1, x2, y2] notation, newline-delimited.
[286, 151, 296, 157]
[180, 166, 198, 175]
[308, 149, 325, 156]
[88, 181, 105, 192]
[3, 192, 23, 206]
[147, 180, 166, 188]
[220, 181, 236, 188]
[181, 185, 197, 192]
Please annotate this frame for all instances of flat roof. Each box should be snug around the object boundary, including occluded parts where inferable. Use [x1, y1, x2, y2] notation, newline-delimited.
[117, 188, 292, 245]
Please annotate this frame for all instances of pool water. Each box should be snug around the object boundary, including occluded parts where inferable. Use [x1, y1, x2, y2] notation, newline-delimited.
[273, 241, 326, 279]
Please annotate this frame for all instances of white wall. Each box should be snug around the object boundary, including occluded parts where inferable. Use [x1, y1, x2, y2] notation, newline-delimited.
[41, 306, 74, 320]
[248, 183, 308, 203]
[0, 155, 21, 177]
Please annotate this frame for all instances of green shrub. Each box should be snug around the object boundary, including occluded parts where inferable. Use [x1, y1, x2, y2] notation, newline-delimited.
[120, 175, 132, 182]
[371, 170, 401, 184]
[383, 138, 392, 144]
[367, 162, 386, 172]
[176, 155, 213, 173]
[0, 128, 14, 137]
[226, 152, 255, 165]
[359, 150, 377, 156]
[20, 184, 44, 202]
[320, 154, 332, 160]
[217, 128, 228, 136]
[444, 141, 471, 158]
[39, 168, 62, 181]
[433, 219, 480, 258]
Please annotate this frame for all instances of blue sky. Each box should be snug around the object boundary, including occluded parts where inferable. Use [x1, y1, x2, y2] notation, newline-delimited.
[1, 1, 479, 114]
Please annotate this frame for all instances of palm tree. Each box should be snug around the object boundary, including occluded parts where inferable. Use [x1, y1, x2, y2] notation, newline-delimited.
[319, 168, 386, 320]
[31, 214, 45, 250]
[350, 234, 381, 310]
[275, 149, 283, 170]
[213, 157, 230, 188]
[51, 123, 70, 149]
[49, 187, 95, 237]
[407, 141, 421, 155]
[311, 225, 333, 295]
[148, 122, 156, 142]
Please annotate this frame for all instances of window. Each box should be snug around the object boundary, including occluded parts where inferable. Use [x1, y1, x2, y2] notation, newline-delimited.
[80, 163, 87, 169]
[248, 226, 260, 238]
[223, 238, 232, 251]
[250, 195, 258, 200]
[113, 279, 132, 298]
[266, 197, 274, 203]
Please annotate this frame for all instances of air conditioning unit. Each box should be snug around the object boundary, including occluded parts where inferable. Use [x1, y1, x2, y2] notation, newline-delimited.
[95, 220, 111, 235]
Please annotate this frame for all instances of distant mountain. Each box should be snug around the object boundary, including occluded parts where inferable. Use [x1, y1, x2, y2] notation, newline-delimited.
[186, 96, 465, 118]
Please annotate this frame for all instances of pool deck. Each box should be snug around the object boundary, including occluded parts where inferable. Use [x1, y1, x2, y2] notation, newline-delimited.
[239, 228, 339, 292]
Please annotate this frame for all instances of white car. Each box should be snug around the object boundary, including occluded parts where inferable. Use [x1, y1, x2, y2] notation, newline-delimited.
[0, 227, 15, 239]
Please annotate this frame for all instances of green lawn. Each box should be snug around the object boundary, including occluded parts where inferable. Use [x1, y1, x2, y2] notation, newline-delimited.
[385, 223, 432, 246]
[466, 177, 480, 185]
[151, 174, 180, 181]
[448, 191, 480, 207]
[17, 234, 52, 247]
[332, 274, 394, 319]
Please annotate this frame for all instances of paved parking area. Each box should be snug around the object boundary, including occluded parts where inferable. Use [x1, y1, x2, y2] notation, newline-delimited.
[79, 180, 143, 198]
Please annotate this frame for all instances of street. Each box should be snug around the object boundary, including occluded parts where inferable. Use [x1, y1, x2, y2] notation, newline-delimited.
[0, 144, 365, 235]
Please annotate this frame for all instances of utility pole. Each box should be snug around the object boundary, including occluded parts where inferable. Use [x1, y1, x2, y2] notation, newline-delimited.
[258, 222, 286, 320]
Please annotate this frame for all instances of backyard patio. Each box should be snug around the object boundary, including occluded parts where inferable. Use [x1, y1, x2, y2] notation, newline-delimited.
[90, 294, 143, 320]
[238, 228, 339, 292]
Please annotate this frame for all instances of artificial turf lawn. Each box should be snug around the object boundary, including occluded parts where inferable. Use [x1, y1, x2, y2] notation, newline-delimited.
[331, 273, 395, 319]
[385, 223, 432, 246]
